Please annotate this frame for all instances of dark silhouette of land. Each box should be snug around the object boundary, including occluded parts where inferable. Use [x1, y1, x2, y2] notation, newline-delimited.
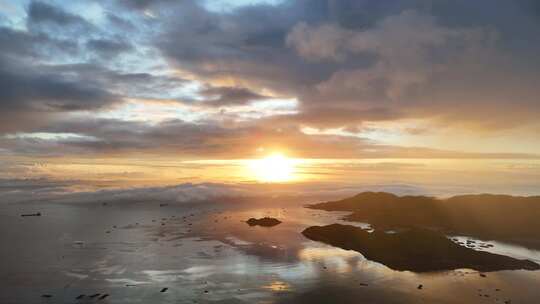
[307, 192, 540, 248]
[246, 217, 282, 227]
[302, 224, 540, 272]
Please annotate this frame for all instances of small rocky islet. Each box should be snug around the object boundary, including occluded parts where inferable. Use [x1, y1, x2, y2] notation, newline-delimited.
[246, 217, 282, 227]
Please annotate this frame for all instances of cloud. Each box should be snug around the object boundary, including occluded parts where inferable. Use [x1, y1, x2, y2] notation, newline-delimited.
[117, 0, 177, 10]
[43, 63, 188, 100]
[1, 0, 540, 160]
[157, 1, 540, 131]
[27, 1, 92, 29]
[106, 13, 137, 32]
[0, 177, 251, 204]
[57, 182, 251, 204]
[262, 107, 402, 129]
[86, 38, 133, 58]
[156, 0, 323, 95]
[0, 26, 78, 59]
[0, 177, 78, 204]
[286, 22, 352, 62]
[3, 115, 538, 160]
[288, 10, 501, 116]
[0, 57, 119, 132]
[2, 117, 356, 157]
[0, 64, 116, 111]
[197, 86, 271, 106]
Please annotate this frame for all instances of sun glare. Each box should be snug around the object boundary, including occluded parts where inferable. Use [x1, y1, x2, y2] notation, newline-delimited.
[249, 153, 295, 182]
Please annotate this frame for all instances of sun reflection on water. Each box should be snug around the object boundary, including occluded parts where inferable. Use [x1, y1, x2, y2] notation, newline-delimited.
[262, 280, 292, 292]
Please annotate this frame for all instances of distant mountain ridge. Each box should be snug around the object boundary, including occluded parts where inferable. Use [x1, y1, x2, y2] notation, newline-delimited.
[308, 192, 540, 249]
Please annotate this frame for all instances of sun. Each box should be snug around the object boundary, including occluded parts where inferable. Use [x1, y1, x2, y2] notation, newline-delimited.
[249, 153, 295, 182]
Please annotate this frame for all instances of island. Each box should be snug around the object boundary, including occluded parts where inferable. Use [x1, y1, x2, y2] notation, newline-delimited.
[307, 192, 540, 249]
[246, 217, 282, 227]
[302, 224, 540, 272]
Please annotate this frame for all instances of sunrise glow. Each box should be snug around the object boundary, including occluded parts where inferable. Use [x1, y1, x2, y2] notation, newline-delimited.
[249, 153, 296, 182]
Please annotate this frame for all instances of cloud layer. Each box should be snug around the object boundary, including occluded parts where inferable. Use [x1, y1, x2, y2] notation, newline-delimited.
[0, 0, 539, 160]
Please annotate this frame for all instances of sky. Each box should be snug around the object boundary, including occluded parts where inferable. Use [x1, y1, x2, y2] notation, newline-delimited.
[1, 0, 540, 194]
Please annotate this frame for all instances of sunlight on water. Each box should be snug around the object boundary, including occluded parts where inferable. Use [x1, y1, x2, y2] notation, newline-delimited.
[262, 280, 292, 291]
[298, 245, 360, 261]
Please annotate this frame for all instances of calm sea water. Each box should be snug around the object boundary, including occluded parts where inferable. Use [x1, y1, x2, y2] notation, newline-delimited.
[1, 198, 540, 303]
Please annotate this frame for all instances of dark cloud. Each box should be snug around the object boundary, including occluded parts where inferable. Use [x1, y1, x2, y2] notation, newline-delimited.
[0, 26, 78, 59]
[106, 13, 137, 32]
[27, 1, 90, 27]
[86, 38, 133, 57]
[156, 0, 336, 95]
[117, 0, 177, 10]
[43, 63, 187, 100]
[0, 66, 115, 111]
[198, 86, 270, 106]
[0, 55, 118, 132]
[0, 26, 45, 57]
[155, 0, 540, 130]
[264, 107, 402, 129]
